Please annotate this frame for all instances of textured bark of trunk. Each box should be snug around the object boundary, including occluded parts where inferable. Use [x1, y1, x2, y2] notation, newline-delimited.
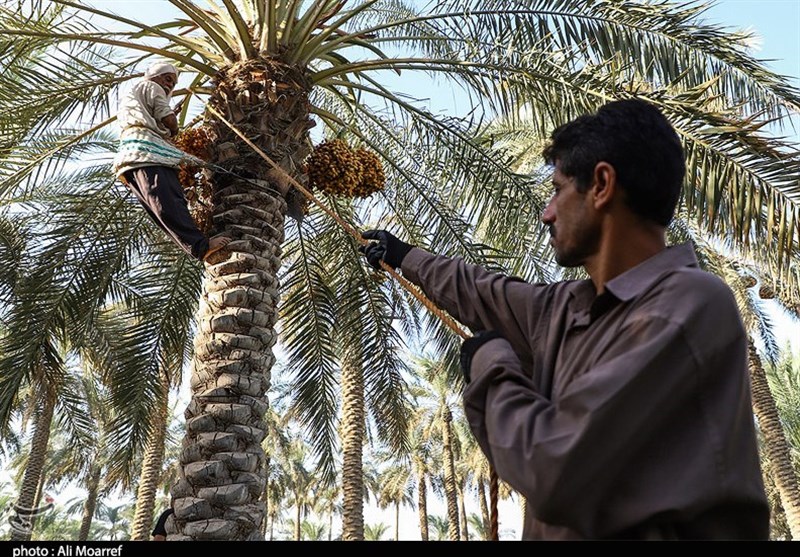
[10, 392, 55, 542]
[260, 459, 270, 538]
[294, 500, 301, 540]
[172, 182, 283, 540]
[748, 341, 800, 539]
[417, 466, 428, 541]
[478, 478, 489, 539]
[442, 406, 460, 541]
[340, 356, 365, 540]
[173, 58, 312, 541]
[457, 481, 469, 540]
[78, 461, 102, 540]
[130, 374, 170, 540]
[29, 470, 46, 534]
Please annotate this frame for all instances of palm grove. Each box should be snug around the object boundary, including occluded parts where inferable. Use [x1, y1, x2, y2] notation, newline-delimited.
[0, 0, 798, 541]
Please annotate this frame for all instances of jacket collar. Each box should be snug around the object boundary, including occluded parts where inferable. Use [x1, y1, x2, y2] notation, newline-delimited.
[603, 242, 699, 302]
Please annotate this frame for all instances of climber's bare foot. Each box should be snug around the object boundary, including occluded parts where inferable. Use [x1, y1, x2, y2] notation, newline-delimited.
[203, 235, 232, 262]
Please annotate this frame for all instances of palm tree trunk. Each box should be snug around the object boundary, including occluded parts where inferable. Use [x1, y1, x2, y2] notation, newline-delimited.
[174, 59, 312, 541]
[130, 374, 170, 540]
[269, 514, 274, 540]
[294, 499, 301, 540]
[416, 466, 429, 541]
[341, 355, 365, 540]
[78, 460, 102, 540]
[33, 471, 46, 512]
[394, 502, 400, 541]
[477, 477, 489, 539]
[748, 341, 800, 538]
[441, 406, 460, 541]
[173, 189, 281, 540]
[261, 465, 270, 538]
[762, 456, 792, 539]
[29, 468, 47, 535]
[457, 481, 469, 540]
[10, 391, 55, 542]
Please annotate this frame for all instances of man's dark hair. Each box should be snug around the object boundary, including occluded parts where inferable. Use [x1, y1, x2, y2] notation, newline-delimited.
[542, 98, 685, 226]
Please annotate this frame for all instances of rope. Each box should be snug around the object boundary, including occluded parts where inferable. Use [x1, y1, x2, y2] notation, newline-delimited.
[205, 104, 501, 541]
[489, 470, 499, 541]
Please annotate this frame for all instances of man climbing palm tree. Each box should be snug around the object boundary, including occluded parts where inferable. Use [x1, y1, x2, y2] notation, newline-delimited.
[114, 61, 230, 262]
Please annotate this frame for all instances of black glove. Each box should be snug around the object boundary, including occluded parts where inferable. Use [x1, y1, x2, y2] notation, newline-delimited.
[460, 331, 504, 384]
[359, 229, 414, 271]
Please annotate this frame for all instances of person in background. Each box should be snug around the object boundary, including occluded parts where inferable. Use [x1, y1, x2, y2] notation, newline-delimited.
[114, 61, 230, 262]
[360, 98, 769, 540]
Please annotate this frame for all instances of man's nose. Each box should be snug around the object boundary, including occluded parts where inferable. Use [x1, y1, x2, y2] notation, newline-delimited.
[541, 199, 555, 224]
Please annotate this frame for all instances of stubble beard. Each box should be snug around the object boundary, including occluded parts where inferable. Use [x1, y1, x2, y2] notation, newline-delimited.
[553, 224, 599, 269]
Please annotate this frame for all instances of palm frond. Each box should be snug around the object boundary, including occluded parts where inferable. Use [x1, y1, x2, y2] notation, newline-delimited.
[279, 212, 341, 484]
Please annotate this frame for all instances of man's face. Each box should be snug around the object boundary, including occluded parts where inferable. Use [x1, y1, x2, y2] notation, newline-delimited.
[151, 72, 177, 94]
[540, 163, 600, 268]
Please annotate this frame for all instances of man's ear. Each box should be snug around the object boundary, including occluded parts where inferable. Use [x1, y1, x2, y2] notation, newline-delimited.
[591, 161, 617, 210]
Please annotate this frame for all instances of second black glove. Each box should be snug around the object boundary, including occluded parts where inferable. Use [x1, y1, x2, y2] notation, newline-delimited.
[359, 229, 414, 270]
[460, 331, 504, 384]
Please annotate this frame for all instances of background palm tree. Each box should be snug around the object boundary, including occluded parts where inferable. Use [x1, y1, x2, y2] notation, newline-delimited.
[90, 502, 132, 541]
[376, 463, 414, 540]
[763, 348, 800, 539]
[127, 376, 170, 541]
[363, 521, 389, 541]
[299, 519, 328, 541]
[282, 437, 316, 541]
[338, 354, 366, 541]
[398, 422, 434, 541]
[5, 392, 58, 542]
[312, 484, 342, 541]
[766, 349, 800, 461]
[279, 206, 411, 540]
[409, 352, 464, 540]
[426, 514, 449, 541]
[748, 342, 800, 538]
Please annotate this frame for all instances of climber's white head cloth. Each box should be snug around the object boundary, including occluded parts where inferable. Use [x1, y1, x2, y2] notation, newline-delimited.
[144, 62, 178, 80]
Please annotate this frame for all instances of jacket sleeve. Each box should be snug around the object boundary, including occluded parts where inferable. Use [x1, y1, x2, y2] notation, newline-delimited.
[143, 81, 174, 121]
[401, 247, 551, 353]
[463, 315, 704, 537]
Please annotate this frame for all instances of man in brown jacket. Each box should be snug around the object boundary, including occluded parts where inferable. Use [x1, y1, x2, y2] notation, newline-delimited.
[360, 99, 769, 540]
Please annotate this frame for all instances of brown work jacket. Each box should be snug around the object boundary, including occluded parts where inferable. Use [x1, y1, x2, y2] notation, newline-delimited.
[401, 242, 769, 540]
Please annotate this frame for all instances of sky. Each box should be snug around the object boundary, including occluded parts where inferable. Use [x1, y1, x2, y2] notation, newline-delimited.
[4, 0, 800, 541]
[703, 0, 800, 144]
[704, 0, 799, 89]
